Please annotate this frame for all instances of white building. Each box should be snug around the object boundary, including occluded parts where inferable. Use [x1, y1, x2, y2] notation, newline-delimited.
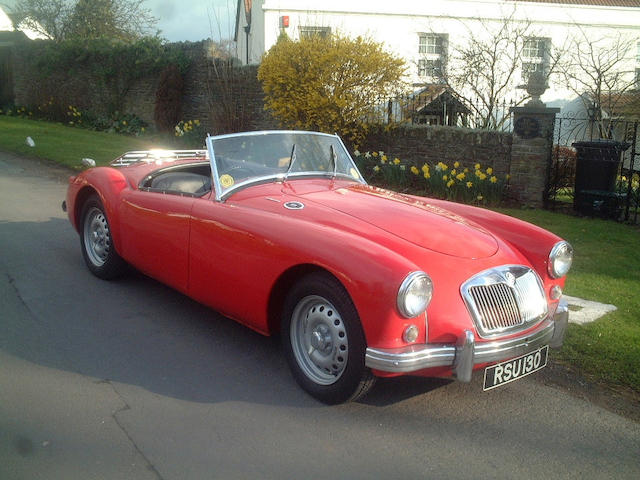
[235, 0, 640, 106]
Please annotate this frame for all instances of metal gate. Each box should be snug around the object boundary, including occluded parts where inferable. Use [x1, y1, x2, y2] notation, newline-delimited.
[548, 115, 639, 223]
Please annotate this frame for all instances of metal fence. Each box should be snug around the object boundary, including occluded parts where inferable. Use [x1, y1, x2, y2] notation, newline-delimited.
[549, 115, 639, 223]
[364, 93, 514, 132]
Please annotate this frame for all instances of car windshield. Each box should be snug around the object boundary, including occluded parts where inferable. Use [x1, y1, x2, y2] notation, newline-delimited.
[206, 131, 365, 200]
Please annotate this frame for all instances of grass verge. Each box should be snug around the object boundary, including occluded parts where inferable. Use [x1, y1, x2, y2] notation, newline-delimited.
[499, 208, 640, 393]
[2, 116, 638, 393]
[0, 116, 182, 169]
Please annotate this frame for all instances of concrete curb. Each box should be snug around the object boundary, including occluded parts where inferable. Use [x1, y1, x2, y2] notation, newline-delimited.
[564, 295, 617, 325]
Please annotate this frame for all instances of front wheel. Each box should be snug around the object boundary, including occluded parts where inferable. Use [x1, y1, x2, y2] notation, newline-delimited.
[80, 195, 127, 279]
[281, 272, 375, 404]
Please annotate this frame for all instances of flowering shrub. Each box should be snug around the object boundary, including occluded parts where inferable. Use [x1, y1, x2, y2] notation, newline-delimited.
[353, 149, 508, 206]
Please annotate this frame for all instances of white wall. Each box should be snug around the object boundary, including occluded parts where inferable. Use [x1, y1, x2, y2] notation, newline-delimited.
[236, 1, 640, 104]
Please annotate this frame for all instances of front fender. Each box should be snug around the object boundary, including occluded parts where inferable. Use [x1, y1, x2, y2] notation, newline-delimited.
[66, 167, 129, 252]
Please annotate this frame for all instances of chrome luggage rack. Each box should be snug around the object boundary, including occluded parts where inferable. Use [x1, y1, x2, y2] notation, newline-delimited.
[111, 149, 208, 167]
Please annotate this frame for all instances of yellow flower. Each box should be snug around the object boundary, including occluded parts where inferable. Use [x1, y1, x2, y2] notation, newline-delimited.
[477, 195, 483, 201]
[393, 157, 401, 165]
[474, 163, 481, 170]
[447, 179, 455, 188]
[372, 151, 378, 157]
[122, 120, 127, 125]
[194, 119, 200, 126]
[466, 181, 473, 188]
[421, 164, 430, 173]
[486, 167, 493, 175]
[382, 155, 388, 162]
[423, 172, 431, 179]
[478, 172, 487, 180]
[464, 168, 469, 173]
[490, 176, 498, 183]
[141, 127, 146, 133]
[456, 172, 465, 181]
[443, 175, 448, 181]
[373, 165, 380, 172]
[451, 169, 457, 176]
[506, 174, 511, 180]
[454, 161, 460, 168]
[411, 166, 419, 175]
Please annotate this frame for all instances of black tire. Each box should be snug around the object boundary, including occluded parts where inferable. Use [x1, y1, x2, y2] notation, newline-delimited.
[79, 194, 127, 280]
[281, 272, 376, 404]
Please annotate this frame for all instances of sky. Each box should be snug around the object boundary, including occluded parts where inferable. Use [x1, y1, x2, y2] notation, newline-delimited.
[147, 0, 236, 42]
[0, 0, 237, 42]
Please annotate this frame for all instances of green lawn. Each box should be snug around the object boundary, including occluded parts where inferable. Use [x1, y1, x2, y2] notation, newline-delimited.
[2, 116, 639, 393]
[0, 116, 180, 169]
[498, 208, 640, 392]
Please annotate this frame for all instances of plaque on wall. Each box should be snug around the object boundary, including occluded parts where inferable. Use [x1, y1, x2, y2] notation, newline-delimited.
[514, 116, 541, 139]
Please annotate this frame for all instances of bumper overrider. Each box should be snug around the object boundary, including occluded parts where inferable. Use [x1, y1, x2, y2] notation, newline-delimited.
[365, 298, 569, 382]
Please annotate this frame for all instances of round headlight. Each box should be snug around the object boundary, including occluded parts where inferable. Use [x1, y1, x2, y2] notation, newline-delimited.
[548, 241, 573, 279]
[397, 271, 433, 318]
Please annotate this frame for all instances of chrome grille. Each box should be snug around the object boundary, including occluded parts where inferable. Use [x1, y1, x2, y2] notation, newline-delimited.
[461, 266, 548, 338]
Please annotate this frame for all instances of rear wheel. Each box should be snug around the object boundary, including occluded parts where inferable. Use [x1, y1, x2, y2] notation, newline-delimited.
[281, 272, 375, 404]
[80, 195, 127, 279]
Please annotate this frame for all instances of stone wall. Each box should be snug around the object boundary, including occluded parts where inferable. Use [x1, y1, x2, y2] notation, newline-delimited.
[10, 40, 271, 135]
[358, 124, 513, 177]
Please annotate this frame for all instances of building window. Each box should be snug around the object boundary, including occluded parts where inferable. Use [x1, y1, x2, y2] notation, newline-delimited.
[299, 26, 330, 39]
[418, 59, 444, 78]
[419, 34, 445, 55]
[522, 37, 550, 81]
[418, 33, 447, 80]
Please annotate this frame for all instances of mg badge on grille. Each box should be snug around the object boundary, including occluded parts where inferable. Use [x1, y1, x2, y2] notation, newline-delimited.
[504, 272, 516, 287]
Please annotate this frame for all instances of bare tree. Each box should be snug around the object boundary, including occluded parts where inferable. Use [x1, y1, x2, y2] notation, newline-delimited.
[424, 15, 561, 130]
[11, 0, 72, 41]
[558, 27, 637, 139]
[12, 0, 157, 42]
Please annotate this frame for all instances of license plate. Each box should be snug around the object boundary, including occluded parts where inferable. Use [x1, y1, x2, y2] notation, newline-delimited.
[483, 345, 548, 391]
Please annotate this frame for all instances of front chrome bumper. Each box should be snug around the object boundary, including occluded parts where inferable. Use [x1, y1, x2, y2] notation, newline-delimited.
[365, 298, 569, 383]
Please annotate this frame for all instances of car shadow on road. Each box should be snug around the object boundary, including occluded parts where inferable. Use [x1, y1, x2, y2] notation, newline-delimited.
[1, 218, 453, 409]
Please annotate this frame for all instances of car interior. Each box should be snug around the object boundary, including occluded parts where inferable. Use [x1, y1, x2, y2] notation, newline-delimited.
[140, 163, 212, 196]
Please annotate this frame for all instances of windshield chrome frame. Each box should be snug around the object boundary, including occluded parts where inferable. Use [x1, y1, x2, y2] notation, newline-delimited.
[205, 130, 367, 202]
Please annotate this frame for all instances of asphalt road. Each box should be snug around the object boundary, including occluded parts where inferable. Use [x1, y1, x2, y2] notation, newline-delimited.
[1, 151, 638, 480]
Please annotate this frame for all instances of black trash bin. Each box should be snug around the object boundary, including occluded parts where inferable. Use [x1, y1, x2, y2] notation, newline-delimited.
[572, 140, 630, 217]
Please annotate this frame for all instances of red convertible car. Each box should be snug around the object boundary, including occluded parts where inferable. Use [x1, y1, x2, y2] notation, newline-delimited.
[64, 131, 573, 404]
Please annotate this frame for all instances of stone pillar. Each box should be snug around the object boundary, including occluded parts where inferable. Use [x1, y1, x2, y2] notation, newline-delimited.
[509, 106, 559, 207]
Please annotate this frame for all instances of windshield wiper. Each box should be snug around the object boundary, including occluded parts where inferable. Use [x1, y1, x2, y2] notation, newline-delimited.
[283, 143, 297, 181]
[330, 144, 337, 178]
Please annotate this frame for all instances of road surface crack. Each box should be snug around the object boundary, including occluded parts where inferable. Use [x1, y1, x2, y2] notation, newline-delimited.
[103, 380, 166, 480]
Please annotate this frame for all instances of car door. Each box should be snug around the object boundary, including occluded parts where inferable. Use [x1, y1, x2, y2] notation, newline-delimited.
[118, 189, 199, 293]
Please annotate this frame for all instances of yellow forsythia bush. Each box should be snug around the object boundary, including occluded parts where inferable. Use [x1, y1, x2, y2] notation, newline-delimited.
[258, 33, 406, 143]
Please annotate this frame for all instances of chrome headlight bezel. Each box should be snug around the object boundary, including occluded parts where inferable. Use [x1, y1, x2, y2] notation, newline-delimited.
[397, 271, 433, 318]
[548, 241, 573, 279]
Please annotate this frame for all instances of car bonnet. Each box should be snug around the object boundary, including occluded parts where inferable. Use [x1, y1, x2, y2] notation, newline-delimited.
[295, 183, 499, 259]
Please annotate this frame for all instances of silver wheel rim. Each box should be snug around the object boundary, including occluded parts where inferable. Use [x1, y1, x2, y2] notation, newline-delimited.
[83, 207, 111, 267]
[290, 295, 348, 385]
